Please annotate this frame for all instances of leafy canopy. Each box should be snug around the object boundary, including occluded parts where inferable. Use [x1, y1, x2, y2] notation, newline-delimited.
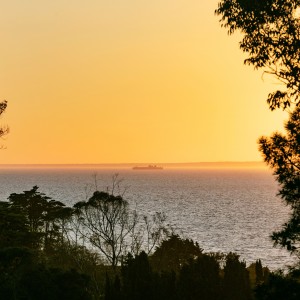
[216, 0, 300, 110]
[259, 107, 300, 252]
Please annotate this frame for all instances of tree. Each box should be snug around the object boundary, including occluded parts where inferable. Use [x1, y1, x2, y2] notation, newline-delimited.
[215, 0, 300, 260]
[215, 0, 300, 110]
[0, 247, 36, 300]
[8, 186, 73, 251]
[0, 201, 37, 249]
[132, 212, 171, 256]
[150, 234, 203, 273]
[46, 240, 104, 295]
[177, 255, 221, 300]
[223, 253, 252, 300]
[255, 259, 264, 285]
[0, 100, 8, 142]
[0, 249, 93, 300]
[255, 271, 300, 300]
[259, 107, 300, 253]
[74, 191, 138, 267]
[121, 252, 154, 300]
[73, 188, 171, 268]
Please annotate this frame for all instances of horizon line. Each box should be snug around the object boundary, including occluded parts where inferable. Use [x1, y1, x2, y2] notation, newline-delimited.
[0, 161, 268, 169]
[0, 161, 264, 165]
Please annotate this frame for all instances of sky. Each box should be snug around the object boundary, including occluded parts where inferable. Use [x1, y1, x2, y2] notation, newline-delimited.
[0, 0, 288, 164]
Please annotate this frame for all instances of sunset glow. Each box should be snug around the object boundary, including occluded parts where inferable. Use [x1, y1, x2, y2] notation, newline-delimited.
[0, 0, 287, 164]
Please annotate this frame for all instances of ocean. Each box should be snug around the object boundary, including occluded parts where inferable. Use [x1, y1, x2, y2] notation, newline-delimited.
[0, 166, 294, 270]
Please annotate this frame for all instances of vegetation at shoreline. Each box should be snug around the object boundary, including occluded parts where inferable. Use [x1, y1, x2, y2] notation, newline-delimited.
[1, 186, 300, 299]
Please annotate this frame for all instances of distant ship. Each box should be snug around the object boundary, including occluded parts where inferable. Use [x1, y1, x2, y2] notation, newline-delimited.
[132, 165, 163, 170]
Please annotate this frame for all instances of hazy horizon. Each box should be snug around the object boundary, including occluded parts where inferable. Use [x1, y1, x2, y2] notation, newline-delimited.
[0, 161, 268, 169]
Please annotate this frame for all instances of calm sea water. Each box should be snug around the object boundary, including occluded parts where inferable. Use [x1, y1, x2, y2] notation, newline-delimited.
[0, 167, 294, 269]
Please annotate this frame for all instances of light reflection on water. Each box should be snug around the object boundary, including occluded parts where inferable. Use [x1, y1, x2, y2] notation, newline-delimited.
[0, 167, 294, 269]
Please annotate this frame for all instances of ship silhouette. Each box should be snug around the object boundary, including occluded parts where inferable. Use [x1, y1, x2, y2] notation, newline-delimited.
[132, 165, 163, 170]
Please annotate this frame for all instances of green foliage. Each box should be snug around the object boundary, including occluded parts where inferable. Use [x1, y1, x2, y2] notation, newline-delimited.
[216, 0, 300, 110]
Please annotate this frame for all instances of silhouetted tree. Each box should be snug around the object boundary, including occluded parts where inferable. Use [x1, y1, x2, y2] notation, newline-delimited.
[121, 251, 153, 300]
[133, 212, 171, 255]
[0, 100, 9, 146]
[0, 201, 38, 249]
[255, 271, 300, 300]
[223, 253, 252, 300]
[74, 191, 138, 267]
[247, 260, 270, 290]
[255, 259, 264, 285]
[215, 0, 300, 110]
[8, 186, 73, 252]
[105, 273, 122, 300]
[0, 248, 35, 299]
[46, 241, 104, 297]
[153, 270, 177, 300]
[177, 255, 221, 300]
[215, 0, 300, 270]
[73, 189, 171, 268]
[259, 108, 300, 253]
[150, 234, 203, 273]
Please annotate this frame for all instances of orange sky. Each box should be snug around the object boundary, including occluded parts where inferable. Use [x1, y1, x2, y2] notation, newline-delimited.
[0, 0, 288, 164]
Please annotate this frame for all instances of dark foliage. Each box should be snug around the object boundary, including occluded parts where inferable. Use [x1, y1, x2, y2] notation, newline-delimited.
[74, 191, 137, 268]
[105, 237, 256, 300]
[8, 186, 73, 252]
[150, 234, 203, 273]
[259, 108, 300, 253]
[255, 259, 264, 285]
[215, 0, 300, 267]
[0, 100, 9, 144]
[0, 246, 92, 300]
[2, 185, 297, 300]
[0, 201, 38, 248]
[223, 253, 252, 300]
[19, 267, 92, 300]
[0, 188, 94, 300]
[255, 272, 300, 300]
[215, 0, 300, 110]
[177, 255, 221, 300]
[121, 251, 154, 300]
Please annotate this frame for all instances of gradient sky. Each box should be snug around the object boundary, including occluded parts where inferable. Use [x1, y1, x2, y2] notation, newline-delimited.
[0, 0, 288, 164]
